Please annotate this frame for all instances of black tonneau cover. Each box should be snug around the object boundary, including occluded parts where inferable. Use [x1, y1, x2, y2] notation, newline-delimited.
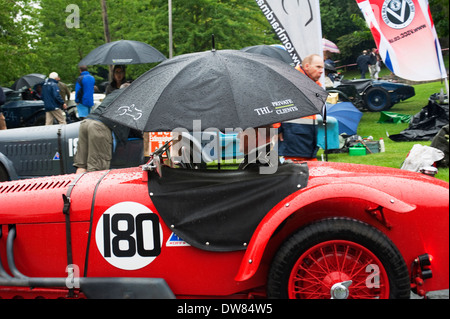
[148, 163, 309, 251]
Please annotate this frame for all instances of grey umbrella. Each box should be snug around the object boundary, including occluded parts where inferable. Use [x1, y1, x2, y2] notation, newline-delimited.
[12, 73, 46, 91]
[241, 45, 295, 66]
[101, 49, 328, 132]
[78, 40, 166, 66]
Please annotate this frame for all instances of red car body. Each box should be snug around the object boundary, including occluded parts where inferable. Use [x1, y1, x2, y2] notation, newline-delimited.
[0, 161, 448, 299]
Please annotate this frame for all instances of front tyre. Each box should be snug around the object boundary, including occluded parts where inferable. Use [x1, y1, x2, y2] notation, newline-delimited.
[267, 218, 410, 299]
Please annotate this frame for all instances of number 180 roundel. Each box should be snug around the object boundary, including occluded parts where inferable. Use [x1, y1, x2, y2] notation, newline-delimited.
[95, 202, 163, 270]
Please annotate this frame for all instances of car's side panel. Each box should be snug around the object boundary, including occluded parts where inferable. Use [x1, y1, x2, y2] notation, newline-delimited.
[0, 169, 266, 297]
[0, 163, 448, 298]
[0, 124, 71, 179]
[77, 169, 265, 296]
[2, 100, 45, 129]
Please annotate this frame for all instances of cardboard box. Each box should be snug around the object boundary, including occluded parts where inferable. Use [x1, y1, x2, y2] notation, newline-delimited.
[326, 92, 339, 104]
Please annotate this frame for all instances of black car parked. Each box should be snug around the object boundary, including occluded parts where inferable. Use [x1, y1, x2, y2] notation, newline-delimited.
[1, 87, 46, 128]
[326, 77, 416, 112]
[0, 121, 144, 182]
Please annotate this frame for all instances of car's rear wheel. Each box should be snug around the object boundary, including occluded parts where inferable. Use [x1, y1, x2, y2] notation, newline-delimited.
[0, 164, 9, 182]
[364, 87, 391, 111]
[267, 218, 410, 299]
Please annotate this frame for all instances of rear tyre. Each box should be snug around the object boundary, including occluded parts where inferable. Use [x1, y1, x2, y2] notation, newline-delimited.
[0, 164, 9, 182]
[267, 218, 410, 299]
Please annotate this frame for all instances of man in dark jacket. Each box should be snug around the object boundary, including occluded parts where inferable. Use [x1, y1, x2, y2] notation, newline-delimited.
[356, 50, 371, 79]
[279, 54, 323, 162]
[42, 72, 67, 125]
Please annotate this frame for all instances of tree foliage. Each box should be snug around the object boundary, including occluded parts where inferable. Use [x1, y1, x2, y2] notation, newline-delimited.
[430, 0, 449, 38]
[0, 0, 276, 87]
[0, 0, 41, 85]
[0, 0, 448, 87]
[320, 0, 375, 64]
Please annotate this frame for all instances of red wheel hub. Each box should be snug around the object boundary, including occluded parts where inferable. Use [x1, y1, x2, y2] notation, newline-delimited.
[288, 240, 390, 299]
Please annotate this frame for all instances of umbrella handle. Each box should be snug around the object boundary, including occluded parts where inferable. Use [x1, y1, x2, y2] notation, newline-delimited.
[321, 104, 328, 162]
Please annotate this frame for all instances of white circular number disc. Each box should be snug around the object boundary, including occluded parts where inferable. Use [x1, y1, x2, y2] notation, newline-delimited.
[95, 202, 163, 270]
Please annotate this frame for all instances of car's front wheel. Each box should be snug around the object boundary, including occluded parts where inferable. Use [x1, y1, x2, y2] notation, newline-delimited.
[267, 218, 410, 299]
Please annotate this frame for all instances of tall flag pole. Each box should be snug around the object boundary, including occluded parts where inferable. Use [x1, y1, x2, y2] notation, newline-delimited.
[356, 0, 448, 95]
[168, 0, 173, 58]
[255, 0, 323, 67]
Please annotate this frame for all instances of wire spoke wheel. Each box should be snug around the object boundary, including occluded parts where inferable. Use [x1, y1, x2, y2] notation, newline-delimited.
[288, 240, 389, 299]
[267, 219, 410, 299]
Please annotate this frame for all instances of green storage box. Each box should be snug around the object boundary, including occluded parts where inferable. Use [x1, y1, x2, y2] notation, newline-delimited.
[349, 146, 366, 156]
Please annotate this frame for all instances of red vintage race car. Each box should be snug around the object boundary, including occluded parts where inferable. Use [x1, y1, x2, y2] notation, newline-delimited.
[0, 140, 448, 300]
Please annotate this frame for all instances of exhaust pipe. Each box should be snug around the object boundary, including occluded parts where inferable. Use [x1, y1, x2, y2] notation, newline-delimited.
[419, 166, 438, 177]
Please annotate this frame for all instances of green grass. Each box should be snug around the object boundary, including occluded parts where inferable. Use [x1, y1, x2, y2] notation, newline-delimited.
[317, 80, 449, 183]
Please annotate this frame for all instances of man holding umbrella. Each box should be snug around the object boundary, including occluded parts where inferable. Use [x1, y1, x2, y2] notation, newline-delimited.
[75, 65, 95, 119]
[100, 49, 328, 174]
[279, 54, 325, 162]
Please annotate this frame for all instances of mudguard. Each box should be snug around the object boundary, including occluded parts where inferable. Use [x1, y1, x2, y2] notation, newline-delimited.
[0, 152, 18, 181]
[236, 182, 417, 282]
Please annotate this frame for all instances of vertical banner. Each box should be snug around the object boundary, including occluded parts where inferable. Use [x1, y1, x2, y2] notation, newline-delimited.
[356, 0, 447, 82]
[255, 0, 323, 66]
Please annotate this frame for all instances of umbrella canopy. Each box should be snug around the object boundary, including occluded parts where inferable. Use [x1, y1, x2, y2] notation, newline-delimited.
[11, 73, 46, 91]
[101, 49, 328, 132]
[325, 102, 362, 135]
[78, 40, 166, 66]
[1, 87, 13, 95]
[241, 45, 295, 66]
[323, 38, 340, 54]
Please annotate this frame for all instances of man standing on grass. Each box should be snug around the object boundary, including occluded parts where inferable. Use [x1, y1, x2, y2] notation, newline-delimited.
[356, 50, 371, 79]
[42, 72, 67, 125]
[75, 65, 95, 119]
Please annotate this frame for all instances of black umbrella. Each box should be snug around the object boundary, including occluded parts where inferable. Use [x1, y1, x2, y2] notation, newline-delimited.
[241, 45, 295, 66]
[11, 73, 46, 91]
[101, 49, 328, 132]
[78, 40, 166, 66]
